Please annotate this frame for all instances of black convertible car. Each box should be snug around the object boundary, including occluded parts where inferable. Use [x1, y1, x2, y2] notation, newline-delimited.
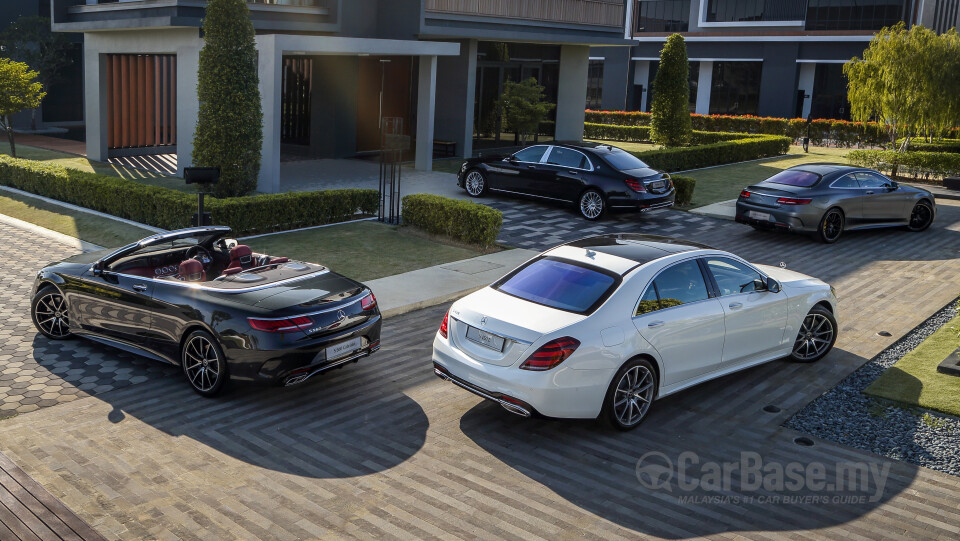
[457, 142, 675, 220]
[31, 226, 382, 396]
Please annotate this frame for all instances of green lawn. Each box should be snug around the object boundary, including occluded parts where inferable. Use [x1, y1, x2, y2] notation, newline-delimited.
[865, 312, 960, 417]
[0, 190, 155, 248]
[246, 220, 484, 282]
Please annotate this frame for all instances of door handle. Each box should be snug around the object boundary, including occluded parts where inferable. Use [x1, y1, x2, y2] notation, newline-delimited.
[527, 165, 537, 169]
[568, 170, 579, 175]
[728, 302, 743, 309]
[133, 284, 148, 292]
[865, 191, 875, 195]
[647, 321, 665, 328]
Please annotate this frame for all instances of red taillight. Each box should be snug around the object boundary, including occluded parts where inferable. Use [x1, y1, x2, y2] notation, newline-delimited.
[624, 178, 646, 193]
[776, 197, 812, 205]
[361, 293, 377, 310]
[248, 316, 312, 333]
[439, 310, 449, 339]
[740, 190, 751, 198]
[520, 337, 580, 371]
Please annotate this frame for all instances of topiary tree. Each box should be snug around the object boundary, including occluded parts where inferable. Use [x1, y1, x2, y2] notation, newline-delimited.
[192, 0, 262, 197]
[650, 34, 692, 148]
[0, 58, 45, 157]
[498, 77, 555, 145]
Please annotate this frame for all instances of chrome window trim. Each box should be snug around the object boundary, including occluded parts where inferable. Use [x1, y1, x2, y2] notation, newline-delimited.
[701, 255, 767, 298]
[543, 146, 595, 172]
[829, 173, 862, 190]
[106, 268, 331, 294]
[630, 255, 716, 317]
[506, 145, 551, 165]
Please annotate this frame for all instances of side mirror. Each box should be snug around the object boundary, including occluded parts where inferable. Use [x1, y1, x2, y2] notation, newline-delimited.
[92, 261, 104, 276]
[766, 277, 781, 294]
[506, 156, 518, 163]
[886, 181, 899, 191]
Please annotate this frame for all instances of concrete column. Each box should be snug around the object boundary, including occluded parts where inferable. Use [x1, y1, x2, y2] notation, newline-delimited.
[83, 42, 108, 161]
[434, 39, 476, 159]
[695, 61, 713, 115]
[555, 44, 590, 141]
[797, 62, 816, 119]
[415, 54, 437, 171]
[256, 36, 283, 193]
[633, 60, 650, 111]
[598, 47, 630, 111]
[175, 40, 202, 177]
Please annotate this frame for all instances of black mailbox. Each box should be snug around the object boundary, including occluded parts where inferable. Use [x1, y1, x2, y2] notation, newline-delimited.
[184, 167, 221, 184]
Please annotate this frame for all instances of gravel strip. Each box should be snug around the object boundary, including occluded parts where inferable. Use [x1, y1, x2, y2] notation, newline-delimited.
[786, 298, 960, 477]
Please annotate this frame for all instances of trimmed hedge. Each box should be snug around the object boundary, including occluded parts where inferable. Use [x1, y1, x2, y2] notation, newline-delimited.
[584, 123, 744, 145]
[903, 139, 960, 153]
[635, 135, 791, 172]
[0, 156, 378, 235]
[847, 149, 960, 180]
[671, 175, 695, 206]
[402, 193, 502, 248]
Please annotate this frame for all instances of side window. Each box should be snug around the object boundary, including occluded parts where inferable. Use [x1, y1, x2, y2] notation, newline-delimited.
[547, 147, 589, 169]
[705, 257, 765, 296]
[512, 145, 548, 163]
[855, 172, 888, 189]
[832, 174, 858, 188]
[651, 260, 710, 307]
[635, 284, 660, 315]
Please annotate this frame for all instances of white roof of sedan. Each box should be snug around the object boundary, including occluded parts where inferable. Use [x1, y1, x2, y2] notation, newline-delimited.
[546, 234, 714, 274]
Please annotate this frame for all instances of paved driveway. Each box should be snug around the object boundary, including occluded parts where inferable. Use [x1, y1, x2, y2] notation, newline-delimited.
[0, 200, 959, 539]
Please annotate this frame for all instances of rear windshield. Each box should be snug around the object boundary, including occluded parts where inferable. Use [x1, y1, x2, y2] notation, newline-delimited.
[766, 169, 821, 187]
[603, 148, 650, 172]
[495, 257, 619, 314]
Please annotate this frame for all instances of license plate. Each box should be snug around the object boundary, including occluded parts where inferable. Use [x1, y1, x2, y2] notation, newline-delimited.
[748, 210, 771, 221]
[649, 181, 664, 190]
[466, 326, 505, 351]
[325, 337, 363, 361]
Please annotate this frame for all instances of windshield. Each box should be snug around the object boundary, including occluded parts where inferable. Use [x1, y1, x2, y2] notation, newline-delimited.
[766, 169, 821, 187]
[602, 148, 650, 171]
[495, 257, 619, 314]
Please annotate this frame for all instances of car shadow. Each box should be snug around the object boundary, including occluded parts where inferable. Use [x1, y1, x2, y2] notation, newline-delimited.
[457, 350, 921, 538]
[29, 335, 429, 479]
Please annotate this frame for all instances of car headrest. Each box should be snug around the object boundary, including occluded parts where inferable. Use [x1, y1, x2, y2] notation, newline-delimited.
[230, 244, 253, 266]
[179, 259, 204, 282]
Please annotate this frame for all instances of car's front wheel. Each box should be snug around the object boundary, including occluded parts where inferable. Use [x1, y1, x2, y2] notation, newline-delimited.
[816, 208, 844, 243]
[906, 200, 934, 232]
[31, 286, 73, 340]
[182, 330, 229, 397]
[464, 169, 488, 197]
[601, 358, 657, 430]
[789, 305, 837, 363]
[579, 189, 605, 221]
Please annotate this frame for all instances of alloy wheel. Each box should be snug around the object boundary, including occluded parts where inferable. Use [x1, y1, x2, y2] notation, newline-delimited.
[909, 202, 933, 230]
[183, 334, 222, 393]
[822, 210, 843, 242]
[580, 191, 604, 220]
[613, 364, 655, 427]
[793, 313, 834, 361]
[34, 291, 70, 338]
[465, 171, 485, 196]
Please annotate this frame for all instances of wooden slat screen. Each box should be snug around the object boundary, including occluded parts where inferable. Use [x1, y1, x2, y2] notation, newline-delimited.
[106, 54, 177, 150]
[425, 0, 626, 27]
[281, 56, 312, 145]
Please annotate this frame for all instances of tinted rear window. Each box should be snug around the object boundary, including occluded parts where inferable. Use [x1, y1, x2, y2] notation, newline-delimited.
[603, 148, 650, 171]
[496, 257, 618, 314]
[766, 169, 821, 187]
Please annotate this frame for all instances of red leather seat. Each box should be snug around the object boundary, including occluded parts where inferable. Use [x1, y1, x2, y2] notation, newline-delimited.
[179, 259, 205, 282]
[226, 245, 254, 271]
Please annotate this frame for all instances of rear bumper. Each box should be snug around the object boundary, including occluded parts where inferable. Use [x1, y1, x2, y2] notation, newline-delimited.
[608, 191, 676, 212]
[735, 200, 818, 232]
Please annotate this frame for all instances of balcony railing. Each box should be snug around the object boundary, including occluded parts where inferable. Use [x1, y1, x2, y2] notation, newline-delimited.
[425, 0, 626, 27]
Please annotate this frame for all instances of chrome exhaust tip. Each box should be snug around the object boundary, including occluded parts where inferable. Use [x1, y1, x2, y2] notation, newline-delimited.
[499, 401, 531, 418]
[284, 374, 309, 386]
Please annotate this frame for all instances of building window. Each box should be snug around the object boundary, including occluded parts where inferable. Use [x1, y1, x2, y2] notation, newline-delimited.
[810, 64, 851, 120]
[709, 61, 762, 115]
[705, 0, 807, 22]
[635, 0, 690, 32]
[805, 0, 910, 31]
[586, 61, 604, 109]
[644, 61, 700, 113]
[931, 0, 959, 32]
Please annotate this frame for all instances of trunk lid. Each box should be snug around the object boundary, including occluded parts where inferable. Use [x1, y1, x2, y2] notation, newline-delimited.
[449, 288, 585, 367]
[742, 182, 811, 209]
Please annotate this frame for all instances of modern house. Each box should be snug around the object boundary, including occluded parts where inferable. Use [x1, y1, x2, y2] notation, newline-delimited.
[593, 0, 960, 119]
[51, 0, 632, 193]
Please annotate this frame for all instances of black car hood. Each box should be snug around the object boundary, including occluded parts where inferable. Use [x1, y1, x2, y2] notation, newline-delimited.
[213, 271, 364, 312]
[59, 248, 114, 266]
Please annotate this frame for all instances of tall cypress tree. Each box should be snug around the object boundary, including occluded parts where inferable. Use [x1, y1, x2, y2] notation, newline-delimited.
[650, 34, 692, 148]
[192, 0, 262, 197]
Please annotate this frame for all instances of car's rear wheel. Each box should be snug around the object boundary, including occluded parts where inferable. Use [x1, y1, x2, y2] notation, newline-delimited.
[789, 306, 837, 363]
[579, 189, 605, 221]
[464, 169, 487, 197]
[601, 358, 657, 430]
[31, 286, 72, 340]
[182, 330, 229, 397]
[906, 200, 934, 232]
[816, 208, 844, 243]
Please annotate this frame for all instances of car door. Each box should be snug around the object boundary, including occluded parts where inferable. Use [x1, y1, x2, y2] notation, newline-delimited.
[856, 172, 910, 223]
[702, 256, 789, 365]
[72, 269, 156, 346]
[491, 145, 550, 193]
[631, 259, 725, 386]
[828, 172, 866, 225]
[538, 146, 591, 200]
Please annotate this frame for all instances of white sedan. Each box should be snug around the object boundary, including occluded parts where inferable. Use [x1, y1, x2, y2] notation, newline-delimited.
[432, 234, 838, 430]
